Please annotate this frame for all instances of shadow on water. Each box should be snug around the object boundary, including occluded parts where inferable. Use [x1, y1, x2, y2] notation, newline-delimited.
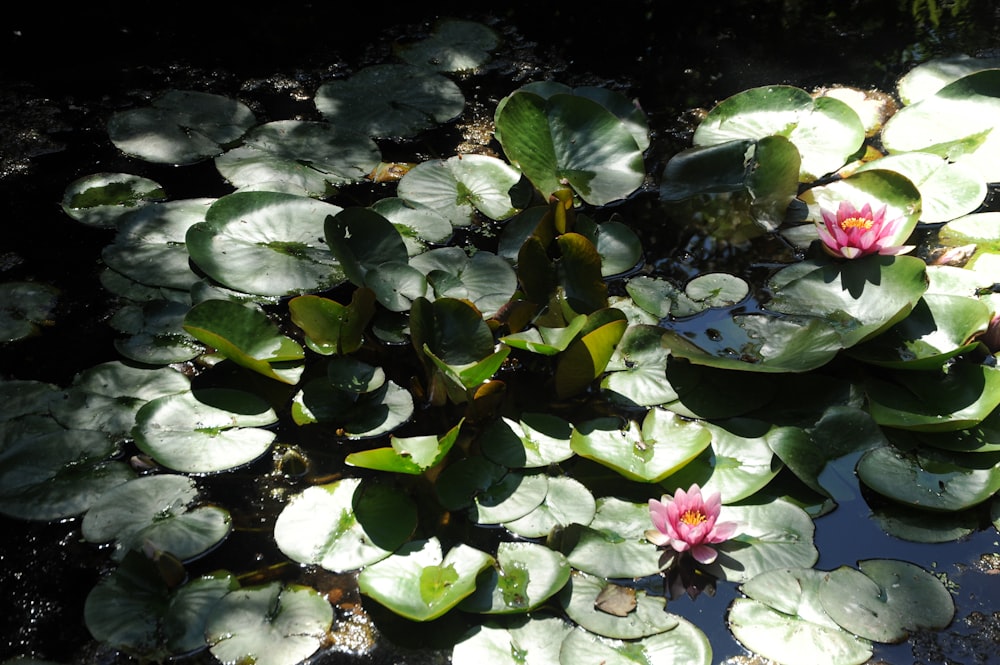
[3, 1, 1000, 663]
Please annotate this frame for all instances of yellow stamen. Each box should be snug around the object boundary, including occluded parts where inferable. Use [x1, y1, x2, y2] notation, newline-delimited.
[840, 216, 874, 231]
[680, 509, 707, 526]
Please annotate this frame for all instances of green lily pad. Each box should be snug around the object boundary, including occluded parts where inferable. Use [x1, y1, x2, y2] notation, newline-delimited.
[571, 410, 712, 483]
[370, 197, 454, 255]
[502, 476, 597, 538]
[0, 380, 62, 420]
[703, 499, 818, 584]
[846, 294, 990, 369]
[102, 198, 214, 292]
[819, 559, 955, 643]
[110, 300, 203, 365]
[559, 571, 679, 639]
[0, 281, 59, 342]
[657, 419, 783, 503]
[554, 306, 628, 399]
[60, 172, 167, 228]
[50, 361, 191, 439]
[205, 581, 333, 665]
[273, 477, 417, 572]
[896, 54, 1000, 105]
[458, 541, 571, 614]
[500, 315, 588, 356]
[287, 288, 376, 356]
[357, 537, 494, 622]
[470, 471, 548, 525]
[575, 216, 644, 277]
[881, 68, 1000, 182]
[409, 247, 518, 316]
[315, 63, 465, 138]
[478, 412, 575, 468]
[692, 84, 865, 181]
[133, 388, 278, 473]
[451, 614, 573, 665]
[85, 553, 238, 660]
[214, 120, 381, 195]
[767, 253, 929, 351]
[870, 501, 980, 543]
[396, 18, 500, 72]
[345, 419, 463, 474]
[917, 405, 1000, 453]
[396, 154, 522, 226]
[186, 191, 345, 297]
[183, 299, 304, 384]
[0, 415, 135, 520]
[558, 617, 712, 665]
[290, 376, 414, 438]
[81, 474, 231, 562]
[728, 596, 872, 665]
[493, 90, 646, 206]
[563, 497, 665, 578]
[856, 445, 1000, 511]
[108, 89, 257, 165]
[601, 324, 678, 407]
[865, 362, 1000, 431]
[854, 152, 986, 224]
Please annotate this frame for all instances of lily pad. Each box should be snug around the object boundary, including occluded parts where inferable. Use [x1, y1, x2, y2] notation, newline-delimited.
[702, 499, 818, 584]
[357, 537, 494, 622]
[493, 90, 646, 206]
[692, 84, 865, 181]
[819, 559, 955, 643]
[205, 581, 333, 665]
[856, 445, 1000, 511]
[396, 154, 522, 226]
[315, 64, 465, 138]
[182, 299, 304, 384]
[409, 247, 518, 316]
[85, 553, 238, 660]
[273, 477, 417, 572]
[501, 476, 597, 538]
[558, 618, 712, 665]
[563, 497, 665, 578]
[214, 120, 381, 195]
[864, 362, 1000, 431]
[49, 361, 191, 439]
[896, 54, 1000, 104]
[601, 324, 678, 407]
[470, 471, 548, 525]
[478, 412, 575, 468]
[110, 300, 203, 365]
[0, 281, 59, 342]
[186, 191, 345, 297]
[458, 541, 571, 614]
[108, 89, 257, 165]
[290, 376, 414, 438]
[60, 172, 167, 228]
[571, 410, 712, 483]
[728, 596, 872, 665]
[133, 388, 278, 474]
[81, 473, 231, 562]
[0, 416, 135, 520]
[881, 69, 1000, 182]
[102, 198, 214, 292]
[345, 419, 463, 474]
[559, 571, 679, 639]
[396, 18, 500, 72]
[451, 614, 573, 665]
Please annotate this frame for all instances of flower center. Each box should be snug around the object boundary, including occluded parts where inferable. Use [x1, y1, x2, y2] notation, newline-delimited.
[679, 509, 707, 526]
[840, 216, 874, 231]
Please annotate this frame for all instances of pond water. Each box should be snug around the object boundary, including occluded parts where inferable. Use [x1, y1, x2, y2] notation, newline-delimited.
[3, 2, 1000, 664]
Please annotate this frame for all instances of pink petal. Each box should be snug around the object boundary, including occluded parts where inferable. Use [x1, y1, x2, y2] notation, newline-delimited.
[691, 544, 718, 564]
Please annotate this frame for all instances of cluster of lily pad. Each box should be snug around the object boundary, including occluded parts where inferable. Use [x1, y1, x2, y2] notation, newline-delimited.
[4, 17, 1000, 665]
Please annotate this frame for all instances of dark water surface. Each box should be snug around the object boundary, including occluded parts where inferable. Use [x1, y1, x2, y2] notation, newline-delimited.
[3, 2, 1000, 663]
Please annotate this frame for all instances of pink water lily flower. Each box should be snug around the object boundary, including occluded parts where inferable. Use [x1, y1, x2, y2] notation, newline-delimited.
[647, 484, 738, 565]
[816, 200, 914, 259]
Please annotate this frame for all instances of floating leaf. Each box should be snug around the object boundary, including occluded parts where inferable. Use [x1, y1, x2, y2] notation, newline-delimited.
[459, 541, 571, 614]
[357, 538, 494, 621]
[345, 419, 463, 474]
[60, 172, 167, 228]
[502, 476, 597, 538]
[288, 288, 376, 356]
[274, 477, 417, 572]
[315, 64, 465, 138]
[290, 377, 414, 438]
[110, 300, 203, 365]
[479, 412, 575, 468]
[205, 582, 333, 665]
[0, 281, 59, 342]
[396, 18, 500, 72]
[396, 154, 521, 226]
[82, 474, 231, 562]
[563, 497, 665, 578]
[108, 90, 257, 165]
[186, 191, 345, 297]
[451, 613, 573, 665]
[133, 388, 278, 473]
[559, 571, 678, 639]
[183, 299, 304, 384]
[558, 617, 712, 665]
